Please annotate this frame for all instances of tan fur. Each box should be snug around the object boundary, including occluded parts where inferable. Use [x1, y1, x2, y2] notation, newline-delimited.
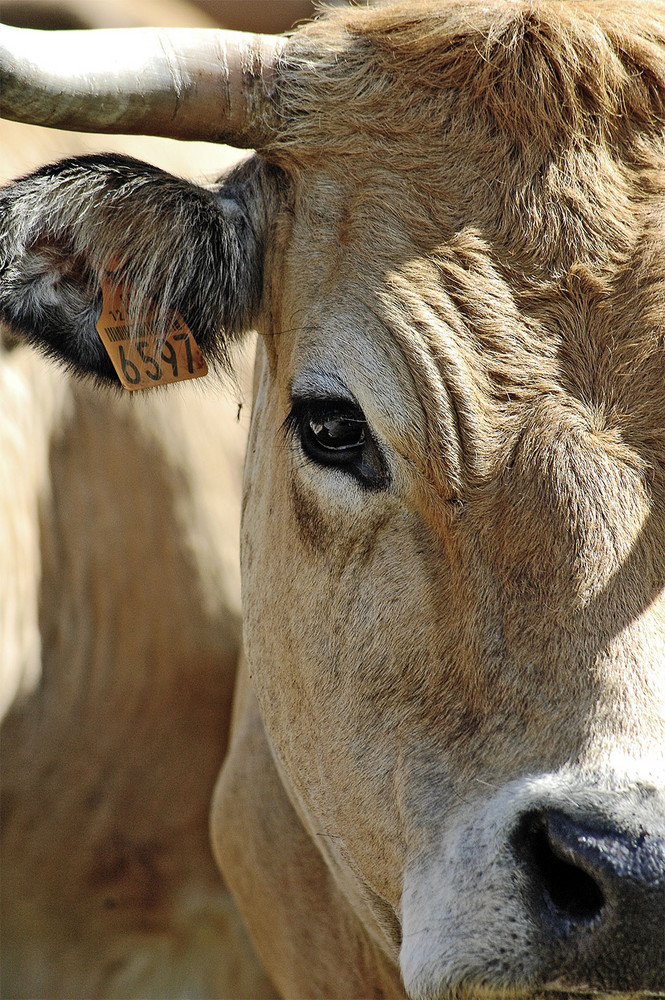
[212, 2, 665, 998]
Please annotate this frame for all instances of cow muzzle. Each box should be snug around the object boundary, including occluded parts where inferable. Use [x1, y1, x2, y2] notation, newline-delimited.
[400, 770, 665, 999]
[513, 807, 665, 992]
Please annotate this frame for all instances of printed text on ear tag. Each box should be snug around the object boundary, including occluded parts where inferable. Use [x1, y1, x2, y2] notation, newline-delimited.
[96, 270, 208, 391]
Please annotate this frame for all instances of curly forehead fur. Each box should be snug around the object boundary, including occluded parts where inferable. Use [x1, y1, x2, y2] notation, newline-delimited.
[269, 0, 665, 287]
[275, 0, 665, 158]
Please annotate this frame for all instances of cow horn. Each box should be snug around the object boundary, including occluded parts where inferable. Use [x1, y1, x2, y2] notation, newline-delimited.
[0, 25, 285, 148]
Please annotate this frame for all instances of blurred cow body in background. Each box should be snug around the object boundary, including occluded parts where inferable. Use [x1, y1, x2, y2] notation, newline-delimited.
[0, 3, 290, 998]
[0, 0, 318, 31]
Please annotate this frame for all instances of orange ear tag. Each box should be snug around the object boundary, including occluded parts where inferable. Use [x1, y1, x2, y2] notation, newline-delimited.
[96, 270, 208, 391]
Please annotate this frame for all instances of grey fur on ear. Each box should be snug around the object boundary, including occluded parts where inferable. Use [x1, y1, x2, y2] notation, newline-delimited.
[0, 152, 275, 385]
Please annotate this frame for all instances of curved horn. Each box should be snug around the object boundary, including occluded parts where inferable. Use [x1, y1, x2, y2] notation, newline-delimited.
[0, 25, 285, 147]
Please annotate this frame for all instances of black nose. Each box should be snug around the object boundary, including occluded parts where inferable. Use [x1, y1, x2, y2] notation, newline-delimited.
[514, 809, 665, 991]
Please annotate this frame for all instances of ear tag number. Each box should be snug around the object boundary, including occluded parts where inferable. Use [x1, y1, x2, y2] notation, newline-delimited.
[96, 270, 208, 391]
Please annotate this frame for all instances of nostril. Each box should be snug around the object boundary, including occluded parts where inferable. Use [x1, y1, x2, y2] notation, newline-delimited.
[531, 819, 605, 922]
[509, 805, 665, 990]
[516, 813, 605, 927]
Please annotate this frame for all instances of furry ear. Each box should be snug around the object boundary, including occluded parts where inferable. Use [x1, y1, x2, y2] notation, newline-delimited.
[0, 153, 272, 384]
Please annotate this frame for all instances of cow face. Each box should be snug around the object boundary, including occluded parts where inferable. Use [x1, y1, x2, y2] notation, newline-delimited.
[220, 5, 665, 994]
[2, 2, 664, 997]
[233, 151, 665, 996]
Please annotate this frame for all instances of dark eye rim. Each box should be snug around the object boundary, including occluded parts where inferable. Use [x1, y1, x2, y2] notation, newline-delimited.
[284, 395, 390, 489]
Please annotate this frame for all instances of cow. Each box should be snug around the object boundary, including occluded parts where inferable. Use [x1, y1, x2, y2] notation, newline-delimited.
[1, 2, 664, 998]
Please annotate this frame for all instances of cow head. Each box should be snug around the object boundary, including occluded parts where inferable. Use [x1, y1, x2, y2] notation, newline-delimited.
[1, 2, 664, 997]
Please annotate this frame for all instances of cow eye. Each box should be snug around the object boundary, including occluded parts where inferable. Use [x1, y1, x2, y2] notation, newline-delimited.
[286, 398, 389, 489]
[306, 407, 366, 458]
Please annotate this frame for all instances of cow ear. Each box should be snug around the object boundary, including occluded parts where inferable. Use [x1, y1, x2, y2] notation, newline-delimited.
[0, 153, 271, 385]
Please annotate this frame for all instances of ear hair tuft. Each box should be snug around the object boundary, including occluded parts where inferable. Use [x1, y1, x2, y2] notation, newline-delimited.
[0, 152, 273, 384]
